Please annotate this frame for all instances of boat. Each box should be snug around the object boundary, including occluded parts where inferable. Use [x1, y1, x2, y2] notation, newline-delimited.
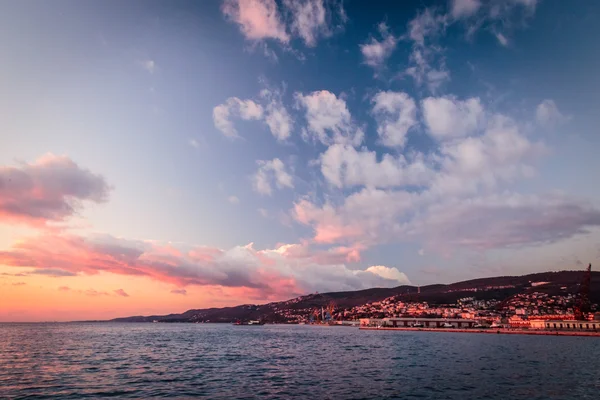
[233, 320, 265, 326]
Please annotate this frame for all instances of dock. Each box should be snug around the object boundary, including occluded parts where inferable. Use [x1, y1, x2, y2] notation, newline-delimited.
[359, 326, 600, 337]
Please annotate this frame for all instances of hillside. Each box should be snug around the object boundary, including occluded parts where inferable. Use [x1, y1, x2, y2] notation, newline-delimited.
[110, 270, 599, 323]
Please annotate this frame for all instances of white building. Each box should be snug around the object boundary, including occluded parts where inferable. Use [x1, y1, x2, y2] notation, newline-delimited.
[540, 320, 600, 330]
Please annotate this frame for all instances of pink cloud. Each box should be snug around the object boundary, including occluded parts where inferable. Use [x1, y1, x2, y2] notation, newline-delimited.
[270, 242, 363, 264]
[0, 232, 408, 300]
[222, 0, 289, 43]
[293, 199, 364, 244]
[0, 154, 110, 227]
[114, 289, 129, 297]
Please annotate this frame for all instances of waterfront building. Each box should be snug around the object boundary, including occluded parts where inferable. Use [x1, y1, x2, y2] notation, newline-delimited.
[543, 320, 600, 330]
[359, 317, 477, 328]
[508, 315, 531, 329]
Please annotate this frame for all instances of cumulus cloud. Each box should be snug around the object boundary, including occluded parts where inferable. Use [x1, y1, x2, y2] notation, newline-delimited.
[430, 114, 546, 196]
[295, 90, 363, 147]
[214, 91, 293, 141]
[260, 88, 293, 141]
[536, 99, 569, 127]
[213, 97, 264, 138]
[252, 158, 294, 196]
[450, 0, 481, 19]
[0, 233, 410, 299]
[0, 154, 110, 227]
[415, 193, 600, 252]
[114, 289, 129, 297]
[405, 48, 450, 94]
[403, 9, 450, 93]
[360, 22, 397, 69]
[293, 107, 566, 254]
[422, 96, 485, 140]
[222, 0, 289, 43]
[365, 266, 410, 284]
[320, 144, 434, 189]
[371, 91, 418, 147]
[408, 8, 447, 46]
[293, 188, 416, 244]
[284, 0, 327, 47]
[222, 0, 345, 51]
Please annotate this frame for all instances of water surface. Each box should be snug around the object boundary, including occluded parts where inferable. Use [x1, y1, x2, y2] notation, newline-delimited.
[1, 323, 599, 399]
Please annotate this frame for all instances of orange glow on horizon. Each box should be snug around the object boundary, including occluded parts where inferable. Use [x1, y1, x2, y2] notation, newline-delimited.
[0, 267, 280, 322]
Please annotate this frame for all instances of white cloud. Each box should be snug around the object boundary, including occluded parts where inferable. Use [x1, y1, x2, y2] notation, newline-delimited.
[258, 208, 269, 218]
[293, 108, 561, 253]
[403, 9, 451, 93]
[495, 31, 508, 46]
[252, 158, 294, 196]
[265, 103, 293, 140]
[213, 97, 264, 138]
[260, 88, 293, 141]
[405, 48, 451, 94]
[408, 8, 447, 46]
[320, 144, 434, 189]
[360, 22, 397, 69]
[365, 265, 411, 284]
[293, 187, 416, 244]
[222, 0, 345, 51]
[295, 90, 363, 147]
[228, 195, 240, 205]
[422, 96, 485, 140]
[430, 114, 547, 196]
[371, 91, 418, 148]
[2, 232, 410, 298]
[221, 0, 289, 43]
[284, 0, 327, 47]
[536, 99, 569, 127]
[450, 0, 481, 19]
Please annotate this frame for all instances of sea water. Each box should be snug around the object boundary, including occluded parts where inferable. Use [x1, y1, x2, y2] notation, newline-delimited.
[1, 323, 599, 399]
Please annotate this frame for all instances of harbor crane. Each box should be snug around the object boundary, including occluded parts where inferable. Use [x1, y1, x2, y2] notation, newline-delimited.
[573, 263, 592, 321]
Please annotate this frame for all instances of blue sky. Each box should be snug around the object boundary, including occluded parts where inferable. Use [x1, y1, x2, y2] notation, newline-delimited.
[1, 0, 600, 319]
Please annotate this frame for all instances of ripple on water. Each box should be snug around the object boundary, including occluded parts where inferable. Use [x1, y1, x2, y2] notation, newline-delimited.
[1, 323, 600, 399]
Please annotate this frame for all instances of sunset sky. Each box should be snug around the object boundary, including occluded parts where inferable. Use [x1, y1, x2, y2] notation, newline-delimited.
[2, 0, 600, 322]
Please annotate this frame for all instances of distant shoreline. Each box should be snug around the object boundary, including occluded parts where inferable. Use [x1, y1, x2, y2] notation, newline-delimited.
[360, 326, 600, 337]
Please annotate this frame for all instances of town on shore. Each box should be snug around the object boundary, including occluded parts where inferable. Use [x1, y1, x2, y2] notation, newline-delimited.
[112, 268, 599, 335]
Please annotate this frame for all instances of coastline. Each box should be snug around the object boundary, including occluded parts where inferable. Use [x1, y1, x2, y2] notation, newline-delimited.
[359, 326, 600, 337]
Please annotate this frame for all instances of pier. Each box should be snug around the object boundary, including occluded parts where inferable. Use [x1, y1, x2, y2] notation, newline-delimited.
[360, 326, 600, 337]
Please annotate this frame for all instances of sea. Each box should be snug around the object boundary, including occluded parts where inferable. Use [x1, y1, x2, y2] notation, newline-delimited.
[1, 323, 599, 399]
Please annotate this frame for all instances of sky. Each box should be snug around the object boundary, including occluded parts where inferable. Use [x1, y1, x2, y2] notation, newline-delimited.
[1, 0, 600, 322]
